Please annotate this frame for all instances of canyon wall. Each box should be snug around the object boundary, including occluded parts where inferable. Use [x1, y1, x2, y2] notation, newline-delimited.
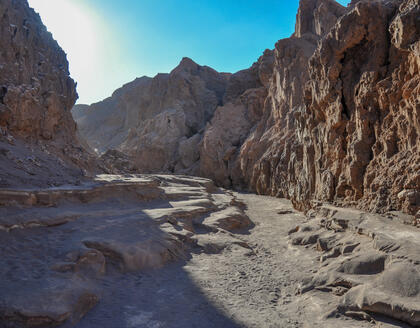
[74, 58, 230, 175]
[74, 0, 419, 216]
[0, 0, 77, 140]
[0, 0, 94, 187]
[241, 0, 420, 216]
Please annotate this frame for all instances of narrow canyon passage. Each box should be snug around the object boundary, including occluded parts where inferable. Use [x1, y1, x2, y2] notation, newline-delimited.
[1, 176, 417, 328]
[0, 0, 418, 327]
[64, 192, 320, 328]
[68, 191, 413, 328]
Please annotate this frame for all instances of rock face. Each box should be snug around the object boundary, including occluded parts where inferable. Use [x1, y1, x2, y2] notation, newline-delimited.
[296, 0, 420, 216]
[0, 0, 95, 188]
[232, 0, 419, 216]
[0, 0, 77, 140]
[74, 0, 419, 216]
[73, 58, 230, 175]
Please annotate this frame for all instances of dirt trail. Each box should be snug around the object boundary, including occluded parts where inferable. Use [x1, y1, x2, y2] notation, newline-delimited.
[179, 193, 389, 328]
[182, 194, 313, 327]
[76, 193, 389, 328]
[73, 193, 318, 328]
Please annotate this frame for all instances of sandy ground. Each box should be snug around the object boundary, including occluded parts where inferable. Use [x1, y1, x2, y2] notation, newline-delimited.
[73, 193, 408, 328]
[71, 194, 310, 328]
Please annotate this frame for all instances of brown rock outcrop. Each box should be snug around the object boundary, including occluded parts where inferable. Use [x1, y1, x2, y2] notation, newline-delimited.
[0, 0, 77, 140]
[73, 58, 230, 175]
[74, 0, 419, 216]
[0, 0, 96, 188]
[208, 0, 419, 216]
[304, 0, 408, 211]
[296, 0, 420, 215]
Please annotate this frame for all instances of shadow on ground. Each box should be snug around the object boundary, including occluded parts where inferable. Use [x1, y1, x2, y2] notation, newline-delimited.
[72, 260, 244, 328]
[0, 176, 250, 328]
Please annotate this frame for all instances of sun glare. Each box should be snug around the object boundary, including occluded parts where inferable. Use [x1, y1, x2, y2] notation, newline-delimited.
[28, 0, 107, 103]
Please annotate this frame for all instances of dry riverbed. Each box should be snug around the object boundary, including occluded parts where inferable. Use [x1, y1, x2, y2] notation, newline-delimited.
[0, 175, 418, 328]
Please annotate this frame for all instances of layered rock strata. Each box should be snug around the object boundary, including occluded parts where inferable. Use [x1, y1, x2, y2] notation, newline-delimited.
[74, 0, 419, 216]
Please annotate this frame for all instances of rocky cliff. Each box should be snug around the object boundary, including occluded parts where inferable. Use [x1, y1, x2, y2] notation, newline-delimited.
[242, 0, 420, 216]
[74, 0, 419, 216]
[74, 58, 230, 175]
[0, 0, 94, 188]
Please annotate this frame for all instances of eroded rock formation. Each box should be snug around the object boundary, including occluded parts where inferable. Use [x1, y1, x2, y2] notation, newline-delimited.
[231, 0, 420, 216]
[0, 0, 95, 188]
[289, 204, 420, 327]
[73, 58, 230, 175]
[74, 0, 419, 216]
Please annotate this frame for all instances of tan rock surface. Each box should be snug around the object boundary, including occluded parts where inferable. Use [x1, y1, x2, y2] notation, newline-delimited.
[290, 203, 420, 327]
[73, 58, 230, 175]
[74, 0, 419, 215]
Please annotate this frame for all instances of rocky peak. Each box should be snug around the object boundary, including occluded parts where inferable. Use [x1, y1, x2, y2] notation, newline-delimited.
[294, 0, 347, 38]
[172, 57, 200, 73]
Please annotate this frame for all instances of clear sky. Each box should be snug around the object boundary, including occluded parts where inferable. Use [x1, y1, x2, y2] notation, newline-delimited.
[27, 0, 350, 105]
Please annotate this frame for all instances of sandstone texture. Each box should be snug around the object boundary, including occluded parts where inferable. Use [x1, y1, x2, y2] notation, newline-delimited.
[74, 0, 419, 216]
[0, 0, 95, 188]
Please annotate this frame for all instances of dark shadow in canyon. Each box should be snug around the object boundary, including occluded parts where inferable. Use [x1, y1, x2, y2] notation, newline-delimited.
[0, 194, 247, 328]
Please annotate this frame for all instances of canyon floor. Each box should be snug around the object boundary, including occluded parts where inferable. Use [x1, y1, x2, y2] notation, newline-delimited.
[0, 175, 418, 328]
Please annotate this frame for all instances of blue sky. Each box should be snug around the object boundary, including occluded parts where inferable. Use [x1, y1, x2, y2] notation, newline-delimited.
[28, 0, 350, 105]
